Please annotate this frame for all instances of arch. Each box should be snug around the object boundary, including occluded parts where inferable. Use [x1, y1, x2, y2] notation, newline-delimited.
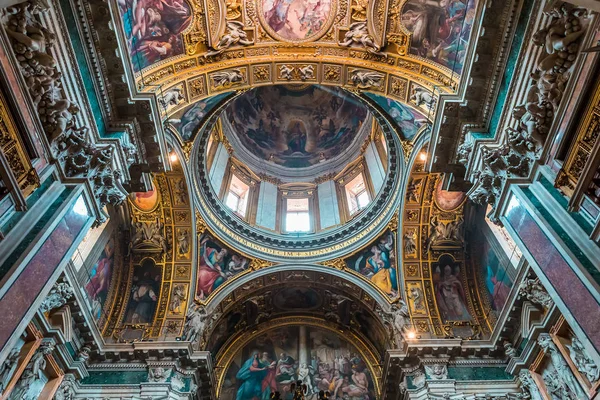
[213, 317, 383, 399]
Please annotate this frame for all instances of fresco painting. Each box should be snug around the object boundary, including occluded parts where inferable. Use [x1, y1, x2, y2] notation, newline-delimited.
[226, 85, 368, 168]
[124, 259, 162, 324]
[119, 0, 192, 73]
[196, 233, 249, 300]
[347, 230, 398, 298]
[432, 255, 472, 322]
[84, 235, 116, 321]
[169, 92, 232, 141]
[434, 180, 465, 211]
[130, 185, 159, 211]
[364, 93, 428, 140]
[220, 326, 376, 400]
[261, 0, 332, 41]
[273, 288, 322, 311]
[401, 0, 477, 73]
[479, 237, 513, 312]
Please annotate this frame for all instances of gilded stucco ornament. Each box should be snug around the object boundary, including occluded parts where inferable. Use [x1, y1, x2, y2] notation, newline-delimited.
[339, 21, 386, 56]
[210, 68, 245, 89]
[205, 20, 254, 57]
[349, 69, 385, 89]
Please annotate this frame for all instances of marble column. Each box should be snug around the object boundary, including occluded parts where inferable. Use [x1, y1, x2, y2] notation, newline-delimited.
[299, 326, 308, 367]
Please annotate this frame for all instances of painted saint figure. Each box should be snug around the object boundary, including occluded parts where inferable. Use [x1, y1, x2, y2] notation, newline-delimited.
[196, 236, 228, 299]
[435, 263, 471, 321]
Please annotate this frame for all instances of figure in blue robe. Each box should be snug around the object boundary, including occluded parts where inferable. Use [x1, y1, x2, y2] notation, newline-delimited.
[236, 353, 268, 400]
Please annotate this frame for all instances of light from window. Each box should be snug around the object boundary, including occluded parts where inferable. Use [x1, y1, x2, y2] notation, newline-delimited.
[286, 198, 310, 232]
[346, 173, 370, 215]
[226, 174, 250, 217]
[226, 192, 241, 211]
[357, 190, 370, 209]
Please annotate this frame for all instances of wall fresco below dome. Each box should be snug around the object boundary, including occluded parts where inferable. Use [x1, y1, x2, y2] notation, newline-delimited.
[225, 85, 368, 168]
[219, 325, 377, 399]
[119, 0, 192, 73]
[400, 0, 477, 74]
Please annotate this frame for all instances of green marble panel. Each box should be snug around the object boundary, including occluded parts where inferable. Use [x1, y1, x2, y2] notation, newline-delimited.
[81, 370, 149, 385]
[447, 366, 513, 381]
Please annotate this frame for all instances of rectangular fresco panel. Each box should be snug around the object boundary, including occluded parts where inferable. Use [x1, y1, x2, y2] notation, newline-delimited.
[124, 260, 162, 324]
[477, 233, 514, 313]
[220, 326, 376, 399]
[118, 0, 192, 73]
[432, 254, 472, 322]
[400, 0, 477, 73]
[84, 233, 116, 322]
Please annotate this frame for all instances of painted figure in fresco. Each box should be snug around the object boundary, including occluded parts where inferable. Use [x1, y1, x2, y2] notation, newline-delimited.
[435, 264, 471, 321]
[236, 352, 273, 400]
[85, 237, 115, 320]
[285, 121, 308, 154]
[353, 232, 398, 297]
[170, 101, 208, 140]
[121, 0, 191, 72]
[227, 86, 368, 168]
[487, 264, 511, 311]
[127, 270, 160, 323]
[260, 352, 278, 399]
[196, 235, 228, 299]
[401, 0, 472, 72]
[276, 353, 296, 384]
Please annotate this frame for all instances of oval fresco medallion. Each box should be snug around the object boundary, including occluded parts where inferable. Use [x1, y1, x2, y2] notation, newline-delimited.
[258, 0, 335, 42]
[129, 185, 159, 212]
[434, 179, 465, 211]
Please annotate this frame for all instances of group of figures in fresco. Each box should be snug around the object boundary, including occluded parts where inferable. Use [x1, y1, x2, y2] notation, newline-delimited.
[262, 0, 333, 41]
[401, 0, 476, 72]
[119, 0, 192, 72]
[221, 326, 376, 400]
[226, 86, 367, 168]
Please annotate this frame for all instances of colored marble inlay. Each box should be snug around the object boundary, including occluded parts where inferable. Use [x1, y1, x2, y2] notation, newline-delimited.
[0, 176, 55, 238]
[537, 175, 594, 235]
[0, 193, 91, 351]
[523, 187, 600, 285]
[81, 371, 149, 385]
[447, 367, 513, 381]
[505, 196, 600, 351]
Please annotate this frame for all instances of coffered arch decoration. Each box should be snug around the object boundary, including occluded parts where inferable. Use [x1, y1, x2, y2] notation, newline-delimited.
[213, 317, 383, 399]
[400, 144, 495, 340]
[109, 0, 488, 124]
[195, 265, 394, 354]
[102, 164, 194, 342]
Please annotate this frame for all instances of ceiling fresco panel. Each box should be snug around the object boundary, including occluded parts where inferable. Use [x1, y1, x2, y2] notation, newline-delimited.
[118, 0, 193, 73]
[400, 0, 478, 74]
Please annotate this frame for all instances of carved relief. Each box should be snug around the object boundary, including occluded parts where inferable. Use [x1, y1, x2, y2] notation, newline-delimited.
[470, 3, 588, 209]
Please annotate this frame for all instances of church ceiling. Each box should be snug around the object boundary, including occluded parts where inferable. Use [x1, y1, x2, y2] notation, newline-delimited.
[110, 0, 483, 133]
[224, 85, 368, 169]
